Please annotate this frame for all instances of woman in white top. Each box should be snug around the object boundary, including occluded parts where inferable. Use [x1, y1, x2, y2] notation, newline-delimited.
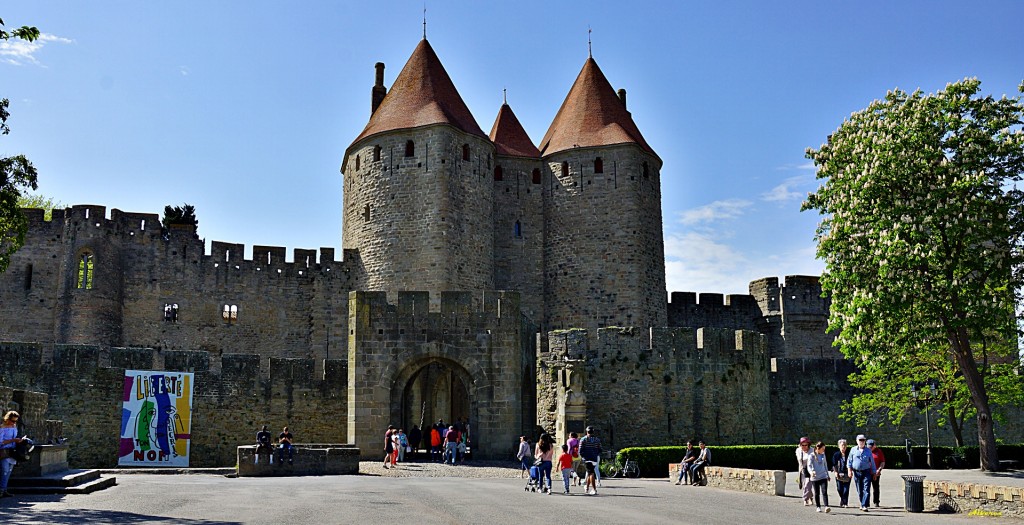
[795, 436, 814, 505]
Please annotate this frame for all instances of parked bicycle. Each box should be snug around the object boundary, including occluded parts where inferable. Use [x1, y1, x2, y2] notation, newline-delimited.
[604, 452, 641, 478]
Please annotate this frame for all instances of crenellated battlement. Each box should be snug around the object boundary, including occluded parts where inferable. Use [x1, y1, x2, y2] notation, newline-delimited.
[349, 290, 522, 342]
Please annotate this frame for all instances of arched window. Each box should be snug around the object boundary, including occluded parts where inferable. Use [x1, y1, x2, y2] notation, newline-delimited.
[561, 161, 569, 177]
[355, 155, 360, 171]
[373, 145, 381, 162]
[514, 220, 522, 238]
[532, 168, 541, 184]
[462, 144, 470, 161]
[642, 161, 650, 178]
[76, 252, 94, 290]
[594, 157, 603, 174]
[494, 165, 503, 181]
[405, 140, 415, 157]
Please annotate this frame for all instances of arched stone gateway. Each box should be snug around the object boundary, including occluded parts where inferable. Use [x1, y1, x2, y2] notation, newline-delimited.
[391, 357, 475, 447]
[347, 290, 529, 459]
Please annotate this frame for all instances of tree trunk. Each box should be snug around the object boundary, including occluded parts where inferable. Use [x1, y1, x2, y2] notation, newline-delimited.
[946, 404, 964, 447]
[949, 327, 1001, 471]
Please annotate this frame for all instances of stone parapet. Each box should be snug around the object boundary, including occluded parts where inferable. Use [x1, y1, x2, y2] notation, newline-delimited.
[236, 444, 360, 477]
[924, 479, 1024, 519]
[668, 464, 785, 496]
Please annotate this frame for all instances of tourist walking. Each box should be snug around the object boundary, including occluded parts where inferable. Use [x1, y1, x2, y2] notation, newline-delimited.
[847, 434, 877, 512]
[397, 429, 408, 463]
[675, 441, 697, 485]
[796, 437, 814, 505]
[579, 426, 602, 489]
[517, 436, 532, 478]
[868, 439, 886, 507]
[0, 411, 25, 498]
[807, 441, 831, 513]
[558, 443, 574, 494]
[408, 425, 421, 457]
[430, 425, 442, 462]
[383, 426, 395, 469]
[535, 433, 555, 494]
[444, 425, 460, 465]
[832, 439, 851, 508]
[566, 432, 581, 486]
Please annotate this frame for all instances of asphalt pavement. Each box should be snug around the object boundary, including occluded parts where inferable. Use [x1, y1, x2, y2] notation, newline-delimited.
[2, 466, 1021, 524]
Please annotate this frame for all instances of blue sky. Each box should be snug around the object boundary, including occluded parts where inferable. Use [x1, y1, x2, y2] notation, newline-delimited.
[3, 1, 1023, 296]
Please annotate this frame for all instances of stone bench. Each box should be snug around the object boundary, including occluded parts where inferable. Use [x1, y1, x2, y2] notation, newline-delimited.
[924, 480, 1024, 519]
[668, 463, 786, 496]
[236, 444, 360, 477]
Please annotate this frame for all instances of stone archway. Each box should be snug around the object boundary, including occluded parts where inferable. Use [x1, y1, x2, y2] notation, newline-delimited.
[389, 357, 477, 446]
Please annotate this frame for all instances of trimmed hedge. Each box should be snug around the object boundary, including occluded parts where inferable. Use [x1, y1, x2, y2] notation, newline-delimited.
[615, 443, 1024, 478]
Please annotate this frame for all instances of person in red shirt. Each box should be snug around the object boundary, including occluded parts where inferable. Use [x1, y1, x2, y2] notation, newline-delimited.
[558, 444, 575, 494]
[430, 426, 442, 462]
[867, 439, 886, 507]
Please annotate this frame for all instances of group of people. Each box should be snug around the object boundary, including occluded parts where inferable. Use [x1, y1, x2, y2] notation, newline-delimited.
[673, 441, 711, 486]
[254, 425, 294, 465]
[383, 419, 471, 467]
[796, 434, 885, 513]
[518, 426, 603, 495]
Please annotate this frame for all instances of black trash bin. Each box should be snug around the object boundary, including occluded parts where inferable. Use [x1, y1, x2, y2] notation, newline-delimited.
[902, 475, 926, 513]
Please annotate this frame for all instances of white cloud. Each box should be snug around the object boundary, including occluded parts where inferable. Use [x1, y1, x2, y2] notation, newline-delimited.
[775, 161, 816, 171]
[664, 231, 824, 296]
[678, 199, 752, 225]
[179, 66, 190, 76]
[761, 174, 813, 203]
[0, 33, 73, 66]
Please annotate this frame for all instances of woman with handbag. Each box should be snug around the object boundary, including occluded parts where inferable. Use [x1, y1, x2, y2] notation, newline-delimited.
[832, 439, 851, 508]
[795, 437, 814, 505]
[1, 411, 25, 498]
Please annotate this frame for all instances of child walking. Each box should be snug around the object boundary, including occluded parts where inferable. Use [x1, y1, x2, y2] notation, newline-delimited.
[558, 444, 574, 494]
[807, 441, 832, 513]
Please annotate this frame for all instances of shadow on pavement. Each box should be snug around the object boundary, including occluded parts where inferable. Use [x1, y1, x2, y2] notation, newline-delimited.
[5, 506, 241, 525]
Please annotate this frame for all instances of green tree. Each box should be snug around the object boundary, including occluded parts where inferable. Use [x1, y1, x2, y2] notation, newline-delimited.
[162, 204, 198, 233]
[803, 79, 1024, 471]
[1, 18, 41, 273]
[16, 193, 63, 221]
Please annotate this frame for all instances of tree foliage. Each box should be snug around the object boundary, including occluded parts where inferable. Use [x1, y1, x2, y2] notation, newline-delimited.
[803, 79, 1024, 470]
[16, 193, 63, 221]
[1, 19, 42, 273]
[162, 203, 198, 231]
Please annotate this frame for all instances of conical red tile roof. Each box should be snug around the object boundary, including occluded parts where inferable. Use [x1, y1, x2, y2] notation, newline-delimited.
[489, 103, 540, 158]
[351, 39, 486, 147]
[539, 58, 656, 158]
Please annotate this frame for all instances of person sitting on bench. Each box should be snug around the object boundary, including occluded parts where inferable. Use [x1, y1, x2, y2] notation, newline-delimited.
[277, 426, 294, 465]
[690, 441, 710, 486]
[255, 425, 273, 464]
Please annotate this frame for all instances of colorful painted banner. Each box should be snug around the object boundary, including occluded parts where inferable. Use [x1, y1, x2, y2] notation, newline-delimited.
[118, 370, 194, 467]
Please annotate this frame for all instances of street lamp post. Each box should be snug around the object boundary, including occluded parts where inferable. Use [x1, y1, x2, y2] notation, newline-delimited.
[911, 382, 938, 469]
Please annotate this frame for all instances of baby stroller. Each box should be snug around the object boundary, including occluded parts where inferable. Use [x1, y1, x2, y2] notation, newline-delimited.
[524, 465, 543, 493]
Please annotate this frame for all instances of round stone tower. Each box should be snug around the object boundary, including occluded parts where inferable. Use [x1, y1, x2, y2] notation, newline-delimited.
[539, 58, 667, 332]
[342, 39, 495, 297]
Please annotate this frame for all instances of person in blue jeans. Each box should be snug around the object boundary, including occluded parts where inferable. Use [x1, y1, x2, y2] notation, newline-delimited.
[675, 441, 696, 485]
[1, 411, 25, 498]
[277, 426, 294, 465]
[832, 438, 851, 508]
[847, 434, 877, 512]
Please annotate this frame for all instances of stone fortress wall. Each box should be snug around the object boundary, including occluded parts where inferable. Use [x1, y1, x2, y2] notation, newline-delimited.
[0, 206, 359, 371]
[0, 342, 348, 467]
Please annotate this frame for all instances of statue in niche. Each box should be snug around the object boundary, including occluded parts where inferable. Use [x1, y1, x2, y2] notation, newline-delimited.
[564, 363, 585, 406]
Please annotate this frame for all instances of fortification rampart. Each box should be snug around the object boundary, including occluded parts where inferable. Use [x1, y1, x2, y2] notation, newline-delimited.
[538, 326, 770, 450]
[0, 205, 362, 370]
[0, 341, 348, 468]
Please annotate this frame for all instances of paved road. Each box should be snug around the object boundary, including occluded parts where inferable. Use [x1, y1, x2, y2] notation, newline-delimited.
[3, 466, 1020, 524]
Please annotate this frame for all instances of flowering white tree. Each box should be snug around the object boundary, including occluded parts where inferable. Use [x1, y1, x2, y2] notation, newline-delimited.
[803, 79, 1024, 470]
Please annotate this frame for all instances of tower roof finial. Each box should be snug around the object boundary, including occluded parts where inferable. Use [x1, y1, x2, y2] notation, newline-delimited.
[423, 4, 427, 39]
[588, 25, 592, 58]
[503, 87, 507, 105]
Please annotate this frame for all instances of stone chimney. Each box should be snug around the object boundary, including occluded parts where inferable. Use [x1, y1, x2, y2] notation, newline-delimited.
[371, 62, 387, 114]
